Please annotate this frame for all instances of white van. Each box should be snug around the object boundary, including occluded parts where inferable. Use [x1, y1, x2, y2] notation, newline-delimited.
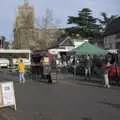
[0, 49, 31, 67]
[0, 58, 9, 68]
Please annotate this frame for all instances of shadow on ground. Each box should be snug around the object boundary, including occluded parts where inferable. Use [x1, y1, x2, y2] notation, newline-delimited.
[81, 117, 93, 120]
[97, 101, 120, 109]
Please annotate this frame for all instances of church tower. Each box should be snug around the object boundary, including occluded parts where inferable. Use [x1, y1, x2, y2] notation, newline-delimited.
[14, 0, 36, 49]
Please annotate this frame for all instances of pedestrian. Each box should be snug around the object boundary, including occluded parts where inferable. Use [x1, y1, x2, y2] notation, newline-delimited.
[84, 55, 92, 80]
[18, 59, 26, 84]
[104, 60, 111, 88]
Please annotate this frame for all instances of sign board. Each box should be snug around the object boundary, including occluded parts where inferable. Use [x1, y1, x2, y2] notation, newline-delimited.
[0, 81, 16, 111]
[43, 65, 51, 75]
[50, 72, 57, 83]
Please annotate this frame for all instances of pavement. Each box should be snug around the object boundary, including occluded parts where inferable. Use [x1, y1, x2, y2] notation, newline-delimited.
[0, 69, 120, 120]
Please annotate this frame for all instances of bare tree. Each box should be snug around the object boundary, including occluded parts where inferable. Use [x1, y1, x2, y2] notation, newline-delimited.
[42, 8, 55, 28]
[35, 8, 62, 50]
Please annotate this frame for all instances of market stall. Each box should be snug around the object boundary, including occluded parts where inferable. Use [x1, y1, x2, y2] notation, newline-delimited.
[70, 42, 108, 80]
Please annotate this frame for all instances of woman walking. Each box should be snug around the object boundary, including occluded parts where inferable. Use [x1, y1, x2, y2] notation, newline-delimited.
[18, 59, 25, 84]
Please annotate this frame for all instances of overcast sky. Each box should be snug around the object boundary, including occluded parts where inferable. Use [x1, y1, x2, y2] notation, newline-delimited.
[0, 0, 120, 40]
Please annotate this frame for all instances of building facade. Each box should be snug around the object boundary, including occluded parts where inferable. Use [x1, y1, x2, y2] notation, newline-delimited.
[104, 17, 120, 50]
[14, 2, 37, 49]
[14, 2, 61, 50]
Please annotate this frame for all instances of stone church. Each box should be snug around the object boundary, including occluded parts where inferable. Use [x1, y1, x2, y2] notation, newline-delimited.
[14, 1, 60, 50]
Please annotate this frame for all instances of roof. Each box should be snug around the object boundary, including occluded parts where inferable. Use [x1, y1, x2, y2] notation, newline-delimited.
[51, 35, 74, 48]
[0, 49, 31, 53]
[74, 40, 89, 48]
[56, 34, 67, 46]
[104, 17, 120, 36]
[72, 42, 107, 55]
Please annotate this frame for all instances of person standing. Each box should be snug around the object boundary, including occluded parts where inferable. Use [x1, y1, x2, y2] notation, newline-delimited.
[104, 60, 111, 88]
[84, 55, 92, 80]
[18, 59, 25, 84]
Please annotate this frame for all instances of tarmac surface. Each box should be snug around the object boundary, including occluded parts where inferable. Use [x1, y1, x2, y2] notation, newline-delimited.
[0, 69, 120, 120]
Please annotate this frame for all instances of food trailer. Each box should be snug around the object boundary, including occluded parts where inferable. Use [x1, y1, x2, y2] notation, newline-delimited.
[31, 51, 57, 83]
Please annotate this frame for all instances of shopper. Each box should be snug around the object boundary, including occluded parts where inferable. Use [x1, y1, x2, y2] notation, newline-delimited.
[104, 60, 111, 88]
[18, 59, 25, 84]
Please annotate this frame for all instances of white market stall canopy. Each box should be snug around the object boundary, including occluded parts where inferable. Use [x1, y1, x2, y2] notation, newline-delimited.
[107, 49, 119, 54]
[49, 48, 73, 54]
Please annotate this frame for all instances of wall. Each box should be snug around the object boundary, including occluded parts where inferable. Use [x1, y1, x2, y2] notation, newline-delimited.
[104, 34, 116, 49]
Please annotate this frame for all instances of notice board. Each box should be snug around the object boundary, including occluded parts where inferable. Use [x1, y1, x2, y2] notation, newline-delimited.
[0, 81, 16, 110]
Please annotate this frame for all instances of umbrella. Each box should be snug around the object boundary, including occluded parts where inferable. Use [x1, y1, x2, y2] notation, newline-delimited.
[72, 42, 108, 56]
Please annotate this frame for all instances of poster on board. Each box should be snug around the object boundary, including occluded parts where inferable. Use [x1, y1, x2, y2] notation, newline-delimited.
[0, 81, 16, 111]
